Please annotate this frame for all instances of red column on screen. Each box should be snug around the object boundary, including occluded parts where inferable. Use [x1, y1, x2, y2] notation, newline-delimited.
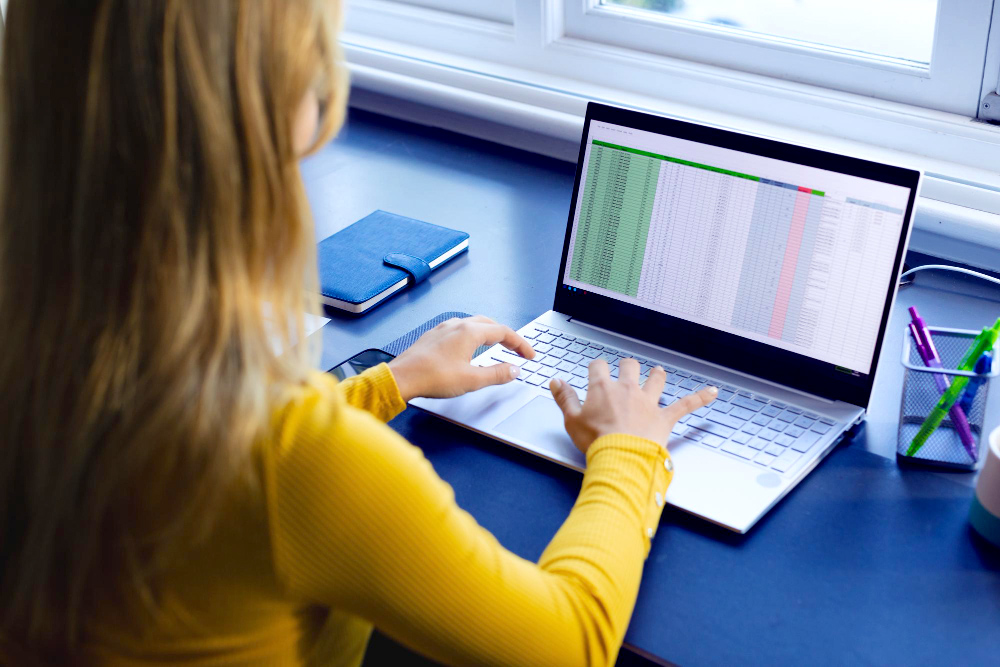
[768, 189, 812, 338]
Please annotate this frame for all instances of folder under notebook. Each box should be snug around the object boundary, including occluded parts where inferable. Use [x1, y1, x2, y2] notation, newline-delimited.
[317, 210, 469, 314]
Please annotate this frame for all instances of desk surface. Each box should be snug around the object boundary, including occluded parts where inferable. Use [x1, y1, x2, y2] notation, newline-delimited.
[304, 109, 1000, 666]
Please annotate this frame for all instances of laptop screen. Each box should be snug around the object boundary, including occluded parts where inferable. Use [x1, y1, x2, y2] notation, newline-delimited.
[554, 104, 919, 407]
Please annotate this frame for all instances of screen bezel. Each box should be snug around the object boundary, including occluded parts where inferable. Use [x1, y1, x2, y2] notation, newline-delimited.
[553, 102, 919, 409]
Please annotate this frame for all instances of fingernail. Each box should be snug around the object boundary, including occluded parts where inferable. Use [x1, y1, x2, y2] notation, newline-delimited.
[552, 379, 562, 389]
[510, 366, 520, 378]
[707, 386, 718, 395]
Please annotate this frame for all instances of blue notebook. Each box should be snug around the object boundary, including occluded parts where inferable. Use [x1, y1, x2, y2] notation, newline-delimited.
[317, 210, 470, 313]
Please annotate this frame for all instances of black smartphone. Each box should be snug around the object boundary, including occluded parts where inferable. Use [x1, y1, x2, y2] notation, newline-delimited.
[326, 348, 395, 382]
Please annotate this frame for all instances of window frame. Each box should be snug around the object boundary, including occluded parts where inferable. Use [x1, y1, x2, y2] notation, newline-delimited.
[386, 0, 515, 24]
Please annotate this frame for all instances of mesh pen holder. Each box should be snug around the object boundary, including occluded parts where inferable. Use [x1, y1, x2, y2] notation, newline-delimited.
[898, 326, 999, 470]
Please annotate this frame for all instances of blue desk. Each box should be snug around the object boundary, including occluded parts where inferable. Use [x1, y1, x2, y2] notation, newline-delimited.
[304, 109, 1000, 666]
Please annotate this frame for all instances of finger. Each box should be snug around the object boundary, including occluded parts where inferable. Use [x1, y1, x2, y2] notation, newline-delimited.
[618, 357, 640, 385]
[473, 322, 535, 359]
[467, 362, 520, 391]
[664, 386, 718, 420]
[642, 365, 667, 397]
[468, 314, 496, 325]
[550, 378, 582, 420]
[588, 358, 610, 386]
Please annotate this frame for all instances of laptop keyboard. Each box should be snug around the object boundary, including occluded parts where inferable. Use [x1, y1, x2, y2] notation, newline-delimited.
[486, 324, 837, 474]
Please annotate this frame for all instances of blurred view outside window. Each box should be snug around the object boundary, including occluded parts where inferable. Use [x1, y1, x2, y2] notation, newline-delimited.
[602, 0, 938, 64]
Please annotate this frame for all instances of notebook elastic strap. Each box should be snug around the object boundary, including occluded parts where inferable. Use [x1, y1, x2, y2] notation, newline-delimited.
[383, 252, 432, 286]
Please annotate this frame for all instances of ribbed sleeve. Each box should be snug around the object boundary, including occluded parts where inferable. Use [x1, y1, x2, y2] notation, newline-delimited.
[329, 363, 407, 422]
[262, 367, 674, 667]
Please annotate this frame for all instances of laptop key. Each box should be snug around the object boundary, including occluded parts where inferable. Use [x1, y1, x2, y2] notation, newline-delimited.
[535, 342, 553, 353]
[540, 356, 558, 367]
[772, 450, 801, 473]
[551, 338, 570, 349]
[776, 411, 796, 423]
[491, 352, 528, 367]
[718, 389, 736, 401]
[567, 343, 586, 354]
[794, 416, 816, 429]
[732, 432, 752, 444]
[711, 402, 733, 414]
[760, 429, 780, 441]
[742, 423, 762, 435]
[680, 378, 701, 390]
[564, 352, 583, 363]
[811, 422, 832, 434]
[576, 338, 591, 346]
[582, 348, 600, 359]
[754, 452, 777, 467]
[684, 430, 705, 442]
[525, 374, 545, 386]
[548, 348, 567, 359]
[790, 431, 821, 453]
[701, 434, 725, 448]
[730, 406, 755, 421]
[569, 376, 587, 389]
[752, 414, 771, 426]
[775, 434, 795, 447]
[557, 360, 576, 372]
[748, 437, 768, 451]
[765, 443, 785, 457]
[522, 361, 542, 373]
[706, 412, 743, 430]
[689, 419, 736, 439]
[731, 397, 763, 412]
[762, 405, 782, 417]
[571, 366, 588, 378]
[769, 421, 787, 433]
[537, 333, 556, 344]
[785, 426, 805, 438]
[536, 366, 556, 378]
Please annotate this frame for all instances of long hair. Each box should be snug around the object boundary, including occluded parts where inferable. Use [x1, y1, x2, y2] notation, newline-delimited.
[0, 0, 346, 657]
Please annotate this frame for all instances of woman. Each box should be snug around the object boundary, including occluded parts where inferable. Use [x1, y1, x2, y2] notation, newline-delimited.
[0, 1, 715, 665]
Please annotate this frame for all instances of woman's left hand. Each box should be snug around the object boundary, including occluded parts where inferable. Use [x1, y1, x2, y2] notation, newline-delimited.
[388, 315, 535, 402]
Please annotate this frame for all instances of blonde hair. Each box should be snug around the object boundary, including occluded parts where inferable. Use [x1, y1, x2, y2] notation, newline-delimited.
[0, 0, 346, 658]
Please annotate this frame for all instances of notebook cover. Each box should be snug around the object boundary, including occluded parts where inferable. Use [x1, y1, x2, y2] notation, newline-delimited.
[317, 210, 469, 307]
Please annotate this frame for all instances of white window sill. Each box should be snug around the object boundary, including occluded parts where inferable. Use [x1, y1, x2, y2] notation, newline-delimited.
[343, 36, 1000, 269]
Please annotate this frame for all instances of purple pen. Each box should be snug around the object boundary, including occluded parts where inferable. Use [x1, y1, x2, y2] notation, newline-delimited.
[908, 307, 978, 460]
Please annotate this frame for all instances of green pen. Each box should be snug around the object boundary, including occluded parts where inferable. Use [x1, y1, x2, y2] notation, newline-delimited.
[906, 317, 1000, 456]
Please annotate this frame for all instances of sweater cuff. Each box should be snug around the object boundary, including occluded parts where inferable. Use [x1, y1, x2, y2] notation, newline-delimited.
[585, 434, 675, 549]
[366, 363, 408, 420]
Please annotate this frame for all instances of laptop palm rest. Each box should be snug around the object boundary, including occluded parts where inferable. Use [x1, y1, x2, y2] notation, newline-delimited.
[495, 397, 585, 469]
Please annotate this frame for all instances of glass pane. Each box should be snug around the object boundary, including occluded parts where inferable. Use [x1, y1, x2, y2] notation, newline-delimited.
[601, 0, 938, 64]
[391, 0, 514, 24]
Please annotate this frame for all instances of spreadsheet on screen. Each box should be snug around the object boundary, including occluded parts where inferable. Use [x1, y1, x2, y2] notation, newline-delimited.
[563, 121, 912, 375]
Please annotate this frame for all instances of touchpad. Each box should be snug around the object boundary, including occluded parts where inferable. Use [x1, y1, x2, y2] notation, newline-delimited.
[495, 397, 586, 469]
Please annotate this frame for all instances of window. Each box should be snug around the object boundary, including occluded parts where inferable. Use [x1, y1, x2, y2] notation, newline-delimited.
[565, 0, 993, 115]
[601, 0, 937, 63]
[343, 0, 1000, 251]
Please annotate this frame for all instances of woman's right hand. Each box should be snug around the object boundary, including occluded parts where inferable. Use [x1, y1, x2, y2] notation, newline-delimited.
[550, 358, 718, 454]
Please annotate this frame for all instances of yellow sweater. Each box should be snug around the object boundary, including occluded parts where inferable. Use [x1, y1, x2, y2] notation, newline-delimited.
[90, 364, 674, 666]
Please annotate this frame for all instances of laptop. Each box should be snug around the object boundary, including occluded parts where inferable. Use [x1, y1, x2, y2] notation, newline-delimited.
[412, 102, 920, 533]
